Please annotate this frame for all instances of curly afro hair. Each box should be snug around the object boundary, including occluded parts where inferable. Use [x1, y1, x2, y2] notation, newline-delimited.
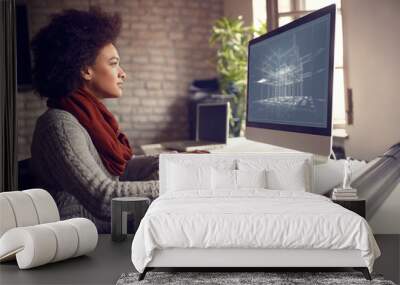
[31, 7, 121, 98]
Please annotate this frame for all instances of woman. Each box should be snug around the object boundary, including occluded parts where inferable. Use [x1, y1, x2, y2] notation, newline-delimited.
[30, 8, 158, 233]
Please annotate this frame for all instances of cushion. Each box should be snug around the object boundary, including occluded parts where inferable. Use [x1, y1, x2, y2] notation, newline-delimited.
[23, 189, 60, 224]
[267, 166, 307, 191]
[0, 191, 39, 228]
[0, 189, 98, 269]
[237, 169, 268, 189]
[159, 154, 237, 195]
[212, 168, 237, 191]
[0, 189, 60, 237]
[0, 196, 16, 237]
[211, 168, 268, 192]
[167, 162, 212, 192]
[42, 221, 79, 262]
[238, 159, 310, 191]
[0, 218, 97, 269]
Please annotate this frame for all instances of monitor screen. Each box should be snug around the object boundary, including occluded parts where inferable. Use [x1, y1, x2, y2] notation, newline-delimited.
[246, 5, 335, 156]
[197, 103, 228, 143]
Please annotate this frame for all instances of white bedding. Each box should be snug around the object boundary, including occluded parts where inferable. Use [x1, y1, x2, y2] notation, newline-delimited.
[131, 190, 380, 273]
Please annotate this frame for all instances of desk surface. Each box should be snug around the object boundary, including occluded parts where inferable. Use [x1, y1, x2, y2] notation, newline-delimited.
[140, 137, 299, 155]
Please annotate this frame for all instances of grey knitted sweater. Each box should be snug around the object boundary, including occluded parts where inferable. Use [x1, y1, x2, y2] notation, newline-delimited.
[31, 109, 159, 231]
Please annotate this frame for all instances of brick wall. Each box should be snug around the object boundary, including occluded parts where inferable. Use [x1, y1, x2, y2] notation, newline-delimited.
[17, 0, 222, 160]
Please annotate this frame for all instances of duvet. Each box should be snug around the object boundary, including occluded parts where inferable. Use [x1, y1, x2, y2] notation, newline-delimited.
[131, 190, 380, 273]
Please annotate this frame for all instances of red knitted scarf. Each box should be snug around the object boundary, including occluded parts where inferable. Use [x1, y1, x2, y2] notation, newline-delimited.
[47, 88, 133, 176]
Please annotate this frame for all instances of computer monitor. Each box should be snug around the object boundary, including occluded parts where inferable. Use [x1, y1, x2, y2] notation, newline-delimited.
[245, 4, 335, 156]
[196, 102, 229, 143]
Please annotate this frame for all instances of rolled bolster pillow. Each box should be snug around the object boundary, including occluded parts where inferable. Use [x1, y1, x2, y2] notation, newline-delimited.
[0, 189, 60, 238]
[0, 226, 57, 269]
[23, 189, 60, 224]
[0, 218, 98, 269]
[64, 218, 98, 257]
[0, 196, 17, 237]
[42, 221, 79, 263]
[0, 191, 39, 228]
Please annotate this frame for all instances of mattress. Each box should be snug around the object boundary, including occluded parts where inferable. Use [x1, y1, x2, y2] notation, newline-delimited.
[131, 190, 380, 273]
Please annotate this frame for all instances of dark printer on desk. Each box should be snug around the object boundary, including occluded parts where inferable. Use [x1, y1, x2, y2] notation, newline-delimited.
[188, 78, 232, 140]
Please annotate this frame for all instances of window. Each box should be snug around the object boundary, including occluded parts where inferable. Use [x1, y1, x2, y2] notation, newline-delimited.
[266, 0, 345, 125]
[252, 0, 267, 32]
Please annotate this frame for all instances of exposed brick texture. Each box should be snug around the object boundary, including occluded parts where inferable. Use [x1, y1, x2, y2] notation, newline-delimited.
[17, 0, 222, 160]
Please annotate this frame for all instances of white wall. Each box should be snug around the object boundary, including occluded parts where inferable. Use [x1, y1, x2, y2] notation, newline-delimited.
[341, 1, 400, 232]
[342, 0, 400, 161]
[369, 183, 400, 234]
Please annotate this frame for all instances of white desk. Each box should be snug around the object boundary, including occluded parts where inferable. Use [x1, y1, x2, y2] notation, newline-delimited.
[140, 137, 298, 155]
[210, 137, 299, 153]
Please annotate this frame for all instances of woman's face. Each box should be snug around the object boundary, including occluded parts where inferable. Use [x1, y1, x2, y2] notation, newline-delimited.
[82, 43, 126, 99]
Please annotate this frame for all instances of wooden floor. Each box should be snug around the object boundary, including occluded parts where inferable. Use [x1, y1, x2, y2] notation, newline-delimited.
[0, 235, 398, 285]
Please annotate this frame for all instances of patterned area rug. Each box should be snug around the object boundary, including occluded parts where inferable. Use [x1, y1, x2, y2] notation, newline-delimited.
[116, 271, 396, 285]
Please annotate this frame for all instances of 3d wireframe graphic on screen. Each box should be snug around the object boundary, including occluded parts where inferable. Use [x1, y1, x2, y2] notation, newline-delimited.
[245, 5, 335, 156]
[248, 14, 331, 128]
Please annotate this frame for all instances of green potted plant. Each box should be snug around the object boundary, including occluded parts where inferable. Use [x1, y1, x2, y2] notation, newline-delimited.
[210, 17, 266, 137]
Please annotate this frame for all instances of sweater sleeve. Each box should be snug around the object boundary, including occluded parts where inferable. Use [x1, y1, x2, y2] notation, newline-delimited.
[36, 118, 159, 220]
[121, 155, 159, 182]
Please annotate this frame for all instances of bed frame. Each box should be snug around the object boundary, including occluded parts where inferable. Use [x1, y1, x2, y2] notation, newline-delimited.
[138, 248, 371, 280]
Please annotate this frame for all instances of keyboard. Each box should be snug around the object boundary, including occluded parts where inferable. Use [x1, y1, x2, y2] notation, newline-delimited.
[161, 140, 225, 152]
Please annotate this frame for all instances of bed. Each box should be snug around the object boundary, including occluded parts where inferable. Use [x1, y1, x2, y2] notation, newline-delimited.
[131, 153, 380, 280]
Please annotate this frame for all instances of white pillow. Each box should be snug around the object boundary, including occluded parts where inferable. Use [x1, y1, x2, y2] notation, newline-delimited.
[167, 162, 212, 192]
[211, 168, 268, 191]
[267, 165, 307, 191]
[237, 169, 268, 189]
[212, 168, 237, 191]
[237, 159, 310, 191]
